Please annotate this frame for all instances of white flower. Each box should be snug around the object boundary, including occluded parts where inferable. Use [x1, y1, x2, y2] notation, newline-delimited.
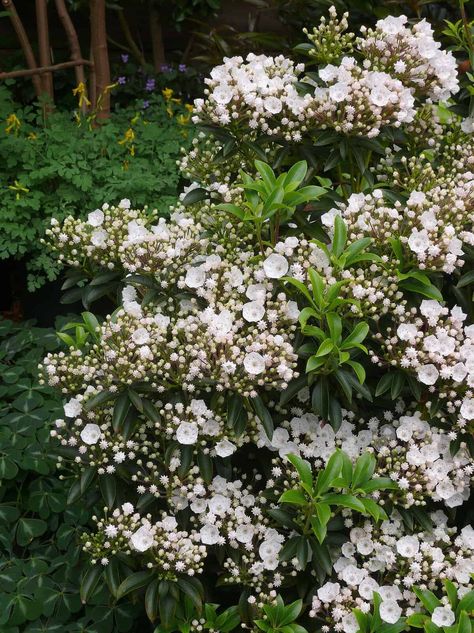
[64, 398, 82, 418]
[130, 525, 154, 552]
[341, 564, 367, 586]
[200, 524, 220, 545]
[122, 285, 137, 303]
[460, 398, 474, 420]
[341, 613, 359, 633]
[420, 300, 444, 320]
[321, 207, 341, 228]
[396, 323, 418, 341]
[213, 85, 233, 104]
[215, 439, 237, 458]
[176, 422, 199, 445]
[242, 301, 265, 322]
[396, 535, 419, 557]
[263, 253, 289, 278]
[243, 352, 266, 375]
[131, 327, 150, 345]
[91, 228, 108, 247]
[380, 600, 402, 624]
[329, 81, 349, 102]
[358, 577, 380, 600]
[122, 502, 134, 516]
[370, 86, 392, 107]
[246, 284, 266, 301]
[161, 516, 178, 531]
[118, 198, 131, 209]
[235, 524, 254, 543]
[431, 607, 455, 627]
[80, 423, 101, 445]
[417, 364, 439, 385]
[317, 582, 340, 603]
[208, 494, 231, 516]
[87, 209, 104, 227]
[283, 301, 299, 322]
[264, 96, 283, 114]
[408, 228, 429, 254]
[407, 191, 426, 206]
[185, 266, 206, 288]
[154, 313, 170, 329]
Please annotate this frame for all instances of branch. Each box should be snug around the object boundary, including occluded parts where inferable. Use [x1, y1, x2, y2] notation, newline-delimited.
[2, 0, 42, 96]
[54, 0, 87, 111]
[0, 59, 93, 80]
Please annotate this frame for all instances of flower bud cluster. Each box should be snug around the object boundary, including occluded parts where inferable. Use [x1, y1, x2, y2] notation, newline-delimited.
[358, 15, 459, 101]
[45, 199, 156, 269]
[375, 301, 474, 433]
[259, 406, 474, 510]
[82, 503, 206, 578]
[310, 512, 474, 632]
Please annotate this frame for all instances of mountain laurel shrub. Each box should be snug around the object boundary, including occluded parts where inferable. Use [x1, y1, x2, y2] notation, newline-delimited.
[39, 8, 474, 633]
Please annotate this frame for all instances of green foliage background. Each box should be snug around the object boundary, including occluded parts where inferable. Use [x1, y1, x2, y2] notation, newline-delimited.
[0, 87, 191, 291]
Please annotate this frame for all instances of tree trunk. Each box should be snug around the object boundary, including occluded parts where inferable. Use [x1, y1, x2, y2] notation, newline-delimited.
[35, 0, 54, 104]
[2, 0, 42, 97]
[90, 0, 110, 119]
[55, 0, 87, 112]
[149, 2, 165, 72]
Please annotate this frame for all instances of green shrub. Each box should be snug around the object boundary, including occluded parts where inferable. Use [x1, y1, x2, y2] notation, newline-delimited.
[0, 318, 148, 632]
[0, 87, 191, 291]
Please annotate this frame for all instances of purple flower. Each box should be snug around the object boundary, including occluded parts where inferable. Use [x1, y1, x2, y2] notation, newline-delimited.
[142, 100, 150, 109]
[179, 64, 187, 72]
[118, 76, 126, 85]
[145, 78, 156, 92]
[121, 54, 129, 63]
[160, 64, 171, 73]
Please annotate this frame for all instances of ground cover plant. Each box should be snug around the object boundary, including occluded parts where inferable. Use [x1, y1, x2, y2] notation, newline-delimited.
[35, 5, 474, 633]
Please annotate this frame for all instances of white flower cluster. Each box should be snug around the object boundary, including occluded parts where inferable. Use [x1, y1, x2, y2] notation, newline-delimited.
[358, 15, 459, 101]
[310, 513, 474, 632]
[181, 474, 292, 595]
[376, 301, 474, 432]
[50, 396, 254, 492]
[45, 199, 157, 269]
[41, 212, 300, 398]
[259, 406, 474, 509]
[313, 56, 415, 138]
[83, 503, 206, 579]
[193, 53, 312, 142]
[325, 172, 474, 274]
[192, 9, 457, 145]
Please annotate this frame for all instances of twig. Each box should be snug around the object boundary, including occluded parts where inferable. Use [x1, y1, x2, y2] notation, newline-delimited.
[0, 59, 93, 80]
[55, 0, 87, 111]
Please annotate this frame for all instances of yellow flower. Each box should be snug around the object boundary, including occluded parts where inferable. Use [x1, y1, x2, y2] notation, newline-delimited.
[185, 103, 194, 113]
[5, 113, 21, 135]
[162, 88, 174, 100]
[9, 180, 29, 199]
[177, 114, 190, 126]
[27, 132, 37, 140]
[72, 82, 91, 108]
[118, 128, 136, 145]
[118, 128, 136, 156]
